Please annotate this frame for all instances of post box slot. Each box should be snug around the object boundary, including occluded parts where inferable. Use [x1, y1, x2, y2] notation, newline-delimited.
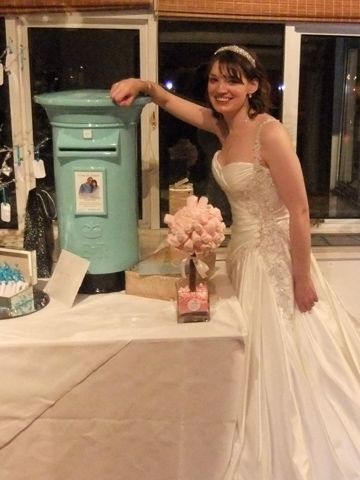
[58, 147, 117, 152]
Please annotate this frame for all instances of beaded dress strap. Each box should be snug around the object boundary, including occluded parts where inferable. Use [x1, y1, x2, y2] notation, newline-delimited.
[254, 117, 278, 165]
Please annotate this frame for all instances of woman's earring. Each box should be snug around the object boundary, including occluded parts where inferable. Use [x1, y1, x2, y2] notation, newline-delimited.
[248, 93, 252, 98]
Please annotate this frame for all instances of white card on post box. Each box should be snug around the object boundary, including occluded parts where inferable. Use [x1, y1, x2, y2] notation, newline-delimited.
[44, 249, 90, 308]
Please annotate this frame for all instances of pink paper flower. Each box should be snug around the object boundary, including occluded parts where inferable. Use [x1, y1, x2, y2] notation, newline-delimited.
[164, 195, 226, 256]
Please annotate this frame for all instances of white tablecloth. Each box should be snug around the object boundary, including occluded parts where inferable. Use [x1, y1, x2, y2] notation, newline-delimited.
[0, 262, 247, 480]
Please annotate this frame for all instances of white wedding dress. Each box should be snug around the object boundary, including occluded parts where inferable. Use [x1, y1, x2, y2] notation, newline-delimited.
[212, 118, 360, 480]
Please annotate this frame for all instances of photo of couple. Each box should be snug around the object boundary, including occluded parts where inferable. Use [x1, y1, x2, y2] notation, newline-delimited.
[78, 176, 98, 195]
[75, 170, 105, 214]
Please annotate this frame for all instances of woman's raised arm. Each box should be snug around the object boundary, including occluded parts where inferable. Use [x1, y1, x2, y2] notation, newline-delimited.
[110, 78, 220, 135]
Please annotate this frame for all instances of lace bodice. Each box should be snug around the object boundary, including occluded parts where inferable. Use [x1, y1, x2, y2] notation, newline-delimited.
[212, 118, 295, 320]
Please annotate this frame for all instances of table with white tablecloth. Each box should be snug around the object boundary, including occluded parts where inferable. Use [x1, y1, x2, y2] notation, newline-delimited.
[0, 262, 247, 480]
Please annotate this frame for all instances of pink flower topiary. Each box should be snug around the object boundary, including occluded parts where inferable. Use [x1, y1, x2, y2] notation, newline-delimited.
[164, 195, 226, 256]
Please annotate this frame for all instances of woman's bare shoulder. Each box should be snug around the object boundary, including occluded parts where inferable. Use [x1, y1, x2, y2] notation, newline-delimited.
[259, 115, 291, 143]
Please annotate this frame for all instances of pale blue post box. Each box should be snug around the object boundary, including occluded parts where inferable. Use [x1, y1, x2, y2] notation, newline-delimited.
[34, 90, 150, 293]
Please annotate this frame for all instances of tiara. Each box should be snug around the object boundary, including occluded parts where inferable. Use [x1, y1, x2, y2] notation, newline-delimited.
[214, 45, 256, 68]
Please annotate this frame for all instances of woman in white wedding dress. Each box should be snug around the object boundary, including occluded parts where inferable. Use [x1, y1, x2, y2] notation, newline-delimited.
[110, 45, 360, 480]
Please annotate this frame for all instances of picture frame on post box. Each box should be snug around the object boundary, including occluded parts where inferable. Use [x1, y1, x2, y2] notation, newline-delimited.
[74, 169, 107, 216]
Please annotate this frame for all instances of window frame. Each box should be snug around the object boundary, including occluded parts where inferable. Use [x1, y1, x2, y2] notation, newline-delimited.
[285, 23, 360, 234]
[4, 16, 360, 235]
[5, 10, 159, 231]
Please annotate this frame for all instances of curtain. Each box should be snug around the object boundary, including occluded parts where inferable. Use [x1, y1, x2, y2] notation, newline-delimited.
[2, 0, 358, 22]
[0, 0, 152, 15]
[157, 0, 360, 23]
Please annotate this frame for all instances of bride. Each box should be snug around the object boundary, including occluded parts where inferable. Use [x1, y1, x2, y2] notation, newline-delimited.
[110, 45, 360, 480]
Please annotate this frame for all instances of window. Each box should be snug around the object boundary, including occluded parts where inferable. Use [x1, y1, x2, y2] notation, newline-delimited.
[298, 34, 360, 219]
[4, 12, 156, 231]
[28, 27, 140, 208]
[158, 20, 284, 227]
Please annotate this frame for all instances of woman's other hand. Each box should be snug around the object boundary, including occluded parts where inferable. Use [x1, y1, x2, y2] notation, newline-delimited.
[294, 277, 318, 313]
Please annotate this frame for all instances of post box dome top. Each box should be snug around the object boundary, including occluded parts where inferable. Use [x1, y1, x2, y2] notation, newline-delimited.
[34, 89, 151, 126]
[34, 89, 150, 108]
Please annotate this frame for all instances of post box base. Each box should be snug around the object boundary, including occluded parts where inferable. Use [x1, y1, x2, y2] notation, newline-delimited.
[79, 271, 125, 294]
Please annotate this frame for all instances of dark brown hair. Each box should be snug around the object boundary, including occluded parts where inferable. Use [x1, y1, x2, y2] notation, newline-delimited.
[207, 47, 272, 119]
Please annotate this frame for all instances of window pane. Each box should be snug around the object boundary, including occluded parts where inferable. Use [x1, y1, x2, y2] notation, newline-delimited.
[0, 17, 17, 229]
[158, 20, 284, 227]
[298, 35, 360, 218]
[28, 28, 142, 216]
[337, 41, 360, 209]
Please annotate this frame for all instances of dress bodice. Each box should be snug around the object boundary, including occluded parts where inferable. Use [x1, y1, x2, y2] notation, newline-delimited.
[212, 119, 290, 250]
[212, 156, 288, 233]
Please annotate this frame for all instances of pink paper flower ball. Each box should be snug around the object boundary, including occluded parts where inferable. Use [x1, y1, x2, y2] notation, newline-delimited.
[164, 195, 226, 255]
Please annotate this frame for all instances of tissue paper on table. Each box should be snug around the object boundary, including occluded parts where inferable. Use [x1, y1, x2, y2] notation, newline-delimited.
[125, 246, 216, 301]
